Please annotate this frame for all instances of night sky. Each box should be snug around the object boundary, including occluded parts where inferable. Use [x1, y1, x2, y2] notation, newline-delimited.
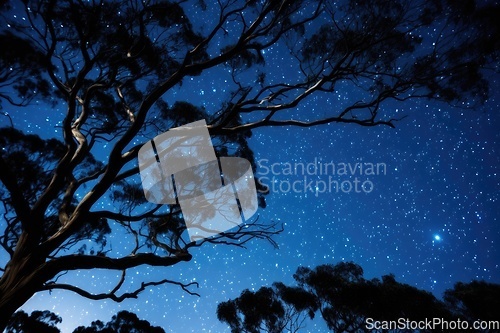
[1, 1, 499, 332]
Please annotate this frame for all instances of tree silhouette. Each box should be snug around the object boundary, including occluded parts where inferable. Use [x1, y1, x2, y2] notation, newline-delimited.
[218, 262, 500, 333]
[5, 310, 62, 333]
[72, 311, 166, 333]
[444, 281, 500, 332]
[292, 262, 452, 332]
[217, 283, 317, 333]
[0, 0, 498, 330]
[6, 310, 165, 333]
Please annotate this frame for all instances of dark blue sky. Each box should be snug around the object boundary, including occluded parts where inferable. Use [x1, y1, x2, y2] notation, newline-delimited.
[1, 1, 499, 332]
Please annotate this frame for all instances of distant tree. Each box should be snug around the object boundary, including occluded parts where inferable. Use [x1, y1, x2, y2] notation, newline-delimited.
[444, 281, 500, 331]
[294, 263, 452, 332]
[0, 0, 499, 330]
[5, 310, 61, 333]
[218, 262, 454, 333]
[217, 284, 317, 333]
[72, 310, 166, 333]
[5, 310, 165, 333]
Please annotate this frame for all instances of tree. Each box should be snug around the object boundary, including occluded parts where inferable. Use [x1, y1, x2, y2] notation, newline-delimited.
[72, 310, 166, 333]
[5, 310, 165, 333]
[217, 283, 317, 333]
[218, 262, 500, 333]
[291, 263, 450, 332]
[5, 310, 62, 333]
[444, 281, 500, 332]
[0, 0, 498, 330]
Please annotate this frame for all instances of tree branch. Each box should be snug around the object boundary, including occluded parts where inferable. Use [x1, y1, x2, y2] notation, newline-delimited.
[40, 252, 192, 284]
[89, 205, 163, 223]
[39, 278, 199, 301]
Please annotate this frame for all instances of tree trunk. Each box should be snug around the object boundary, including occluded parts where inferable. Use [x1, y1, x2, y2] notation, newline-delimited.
[0, 234, 47, 331]
[0, 269, 42, 331]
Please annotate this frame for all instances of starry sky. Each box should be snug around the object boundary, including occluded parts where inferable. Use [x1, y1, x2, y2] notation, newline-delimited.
[1, 1, 499, 332]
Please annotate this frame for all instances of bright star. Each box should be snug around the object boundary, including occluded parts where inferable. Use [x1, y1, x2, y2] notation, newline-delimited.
[434, 235, 441, 241]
